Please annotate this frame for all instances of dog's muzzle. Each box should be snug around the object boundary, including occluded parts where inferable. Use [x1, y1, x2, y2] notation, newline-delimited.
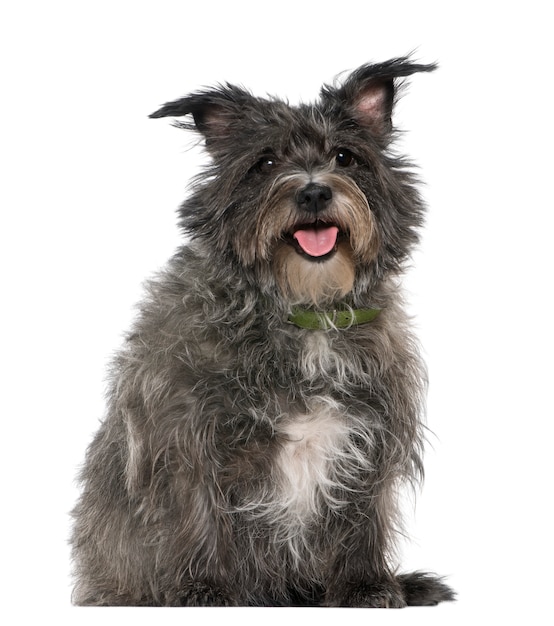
[289, 183, 340, 258]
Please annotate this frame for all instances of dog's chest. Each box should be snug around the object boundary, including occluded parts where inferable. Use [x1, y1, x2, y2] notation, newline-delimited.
[271, 334, 364, 517]
[276, 399, 351, 519]
[298, 330, 339, 381]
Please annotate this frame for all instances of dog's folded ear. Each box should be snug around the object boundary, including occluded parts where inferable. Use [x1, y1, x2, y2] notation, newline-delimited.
[149, 84, 254, 147]
[321, 57, 436, 140]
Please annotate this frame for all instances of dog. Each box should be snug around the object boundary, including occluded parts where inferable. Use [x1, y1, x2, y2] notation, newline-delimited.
[71, 57, 454, 607]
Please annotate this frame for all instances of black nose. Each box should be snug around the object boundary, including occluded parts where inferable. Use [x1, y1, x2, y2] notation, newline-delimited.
[296, 183, 333, 214]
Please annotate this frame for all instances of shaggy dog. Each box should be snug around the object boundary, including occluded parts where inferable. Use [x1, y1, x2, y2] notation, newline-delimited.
[71, 57, 454, 607]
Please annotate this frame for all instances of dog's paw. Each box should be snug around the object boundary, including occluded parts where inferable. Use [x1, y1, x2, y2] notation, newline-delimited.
[178, 581, 238, 607]
[325, 578, 406, 608]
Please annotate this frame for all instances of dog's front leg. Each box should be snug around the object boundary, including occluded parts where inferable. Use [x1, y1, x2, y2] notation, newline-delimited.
[324, 574, 406, 608]
[323, 506, 406, 608]
[176, 581, 240, 607]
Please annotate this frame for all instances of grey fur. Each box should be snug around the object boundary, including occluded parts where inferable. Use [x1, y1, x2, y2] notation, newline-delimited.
[71, 58, 454, 607]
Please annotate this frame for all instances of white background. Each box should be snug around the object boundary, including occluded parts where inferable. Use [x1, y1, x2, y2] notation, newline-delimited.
[2, 1, 553, 624]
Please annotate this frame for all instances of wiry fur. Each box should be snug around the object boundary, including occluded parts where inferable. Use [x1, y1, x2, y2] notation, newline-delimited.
[71, 57, 454, 607]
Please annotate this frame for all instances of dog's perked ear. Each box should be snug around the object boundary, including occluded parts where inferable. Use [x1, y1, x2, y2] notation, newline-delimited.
[321, 57, 437, 140]
[149, 84, 254, 147]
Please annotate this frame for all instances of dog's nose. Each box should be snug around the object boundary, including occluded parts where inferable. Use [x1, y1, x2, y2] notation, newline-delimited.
[296, 183, 333, 214]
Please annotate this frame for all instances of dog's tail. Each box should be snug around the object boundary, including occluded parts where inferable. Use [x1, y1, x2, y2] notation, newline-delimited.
[397, 571, 456, 606]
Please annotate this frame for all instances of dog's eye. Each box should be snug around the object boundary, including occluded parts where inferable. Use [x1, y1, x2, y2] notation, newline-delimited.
[257, 155, 278, 174]
[335, 149, 355, 167]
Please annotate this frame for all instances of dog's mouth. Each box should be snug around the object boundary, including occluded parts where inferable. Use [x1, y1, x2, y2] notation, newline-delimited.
[285, 221, 343, 260]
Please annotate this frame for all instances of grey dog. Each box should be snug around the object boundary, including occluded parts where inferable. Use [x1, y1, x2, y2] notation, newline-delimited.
[71, 57, 454, 607]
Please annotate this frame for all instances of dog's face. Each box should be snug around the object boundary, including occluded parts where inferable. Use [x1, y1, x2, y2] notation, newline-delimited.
[150, 59, 435, 306]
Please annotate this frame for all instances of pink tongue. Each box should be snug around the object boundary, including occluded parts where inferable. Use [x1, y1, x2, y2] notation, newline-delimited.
[293, 225, 339, 257]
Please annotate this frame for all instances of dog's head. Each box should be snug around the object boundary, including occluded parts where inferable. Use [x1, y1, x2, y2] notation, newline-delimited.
[150, 58, 435, 307]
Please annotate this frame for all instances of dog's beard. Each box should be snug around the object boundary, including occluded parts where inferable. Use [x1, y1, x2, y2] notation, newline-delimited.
[244, 172, 379, 307]
[273, 241, 356, 306]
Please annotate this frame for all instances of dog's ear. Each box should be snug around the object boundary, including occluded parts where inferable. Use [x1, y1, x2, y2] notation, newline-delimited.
[149, 85, 253, 146]
[322, 57, 436, 139]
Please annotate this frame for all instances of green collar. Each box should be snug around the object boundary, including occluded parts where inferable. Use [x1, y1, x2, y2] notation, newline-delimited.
[287, 307, 381, 330]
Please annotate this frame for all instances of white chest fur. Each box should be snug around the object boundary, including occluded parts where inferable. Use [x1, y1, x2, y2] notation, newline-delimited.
[276, 396, 365, 521]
